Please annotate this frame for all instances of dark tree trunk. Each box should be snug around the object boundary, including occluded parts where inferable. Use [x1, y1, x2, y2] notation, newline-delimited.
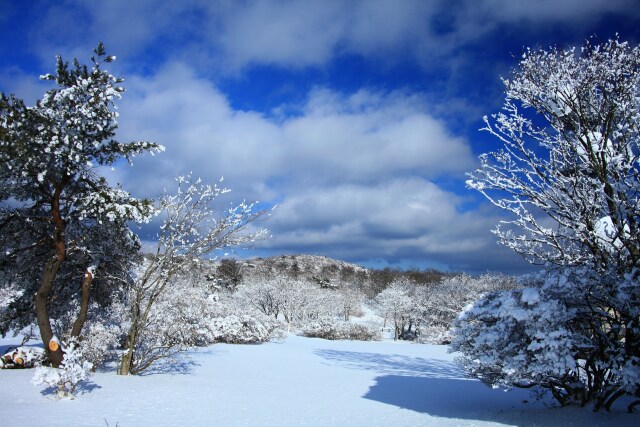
[35, 180, 67, 367]
[71, 268, 94, 338]
[35, 255, 65, 367]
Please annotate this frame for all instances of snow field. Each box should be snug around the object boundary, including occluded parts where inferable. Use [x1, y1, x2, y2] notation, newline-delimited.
[1, 335, 638, 426]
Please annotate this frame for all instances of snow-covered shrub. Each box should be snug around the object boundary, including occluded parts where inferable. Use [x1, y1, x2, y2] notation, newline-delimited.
[235, 278, 282, 319]
[32, 339, 93, 398]
[452, 284, 576, 392]
[302, 317, 381, 341]
[236, 277, 346, 326]
[205, 313, 285, 344]
[372, 274, 518, 343]
[416, 325, 454, 345]
[415, 273, 518, 344]
[119, 280, 219, 374]
[78, 318, 122, 370]
[452, 268, 640, 411]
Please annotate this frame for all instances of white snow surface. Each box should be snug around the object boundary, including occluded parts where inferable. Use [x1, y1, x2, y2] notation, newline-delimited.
[1, 334, 637, 426]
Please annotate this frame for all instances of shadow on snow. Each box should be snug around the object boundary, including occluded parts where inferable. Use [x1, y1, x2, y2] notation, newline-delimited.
[315, 349, 465, 379]
[39, 380, 102, 398]
[315, 348, 557, 425]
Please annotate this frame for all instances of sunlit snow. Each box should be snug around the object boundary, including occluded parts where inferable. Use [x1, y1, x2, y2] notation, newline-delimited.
[1, 334, 636, 427]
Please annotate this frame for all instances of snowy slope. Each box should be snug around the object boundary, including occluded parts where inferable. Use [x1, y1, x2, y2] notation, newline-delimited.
[0, 335, 637, 426]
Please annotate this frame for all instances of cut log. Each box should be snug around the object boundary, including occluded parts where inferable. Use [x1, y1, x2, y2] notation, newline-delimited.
[49, 336, 60, 352]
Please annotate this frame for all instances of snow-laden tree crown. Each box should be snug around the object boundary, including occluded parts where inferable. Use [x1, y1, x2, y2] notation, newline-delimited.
[467, 38, 640, 273]
[456, 38, 640, 412]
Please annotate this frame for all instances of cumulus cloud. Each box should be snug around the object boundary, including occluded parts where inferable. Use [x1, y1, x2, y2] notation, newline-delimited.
[257, 179, 531, 272]
[116, 63, 474, 198]
[109, 62, 530, 272]
[6, 0, 629, 272]
[20, 0, 639, 74]
[201, 0, 639, 72]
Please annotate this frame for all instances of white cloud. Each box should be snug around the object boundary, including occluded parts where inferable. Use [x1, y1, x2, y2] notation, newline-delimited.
[257, 178, 529, 272]
[211, 0, 345, 69]
[8, 0, 627, 272]
[105, 62, 513, 270]
[24, 0, 639, 74]
[203, 0, 639, 72]
[116, 63, 475, 199]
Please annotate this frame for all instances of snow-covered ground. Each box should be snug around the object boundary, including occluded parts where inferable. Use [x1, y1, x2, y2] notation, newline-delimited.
[1, 334, 637, 427]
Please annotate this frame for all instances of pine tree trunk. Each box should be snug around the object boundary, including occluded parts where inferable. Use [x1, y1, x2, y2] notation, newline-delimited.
[35, 179, 69, 367]
[36, 256, 64, 367]
[70, 269, 94, 338]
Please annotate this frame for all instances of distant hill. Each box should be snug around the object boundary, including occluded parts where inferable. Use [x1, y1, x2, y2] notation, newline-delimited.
[238, 254, 370, 288]
[191, 253, 452, 297]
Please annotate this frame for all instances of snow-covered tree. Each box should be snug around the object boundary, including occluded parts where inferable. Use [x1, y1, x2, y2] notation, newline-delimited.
[0, 44, 162, 366]
[467, 38, 640, 272]
[374, 278, 417, 340]
[118, 175, 269, 375]
[415, 274, 518, 344]
[236, 276, 339, 325]
[454, 38, 640, 411]
[236, 277, 284, 320]
[337, 286, 364, 321]
[214, 258, 244, 291]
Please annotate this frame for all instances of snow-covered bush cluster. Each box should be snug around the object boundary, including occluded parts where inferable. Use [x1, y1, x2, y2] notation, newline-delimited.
[302, 317, 381, 341]
[453, 268, 640, 410]
[236, 277, 346, 325]
[205, 314, 285, 344]
[457, 38, 640, 412]
[374, 274, 517, 343]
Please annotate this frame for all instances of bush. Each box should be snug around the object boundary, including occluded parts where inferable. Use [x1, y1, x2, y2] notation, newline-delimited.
[204, 313, 285, 344]
[451, 268, 640, 411]
[302, 318, 381, 341]
[416, 325, 453, 345]
[78, 319, 122, 370]
[32, 339, 93, 398]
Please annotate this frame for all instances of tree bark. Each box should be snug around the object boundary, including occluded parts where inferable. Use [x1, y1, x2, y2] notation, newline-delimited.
[118, 293, 142, 375]
[35, 255, 65, 367]
[34, 179, 68, 367]
[70, 268, 94, 338]
[118, 321, 138, 375]
[118, 332, 135, 375]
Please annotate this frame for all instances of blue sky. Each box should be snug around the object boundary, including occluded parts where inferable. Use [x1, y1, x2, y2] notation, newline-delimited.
[1, 0, 639, 273]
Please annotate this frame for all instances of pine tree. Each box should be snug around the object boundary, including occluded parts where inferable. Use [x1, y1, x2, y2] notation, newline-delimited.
[0, 43, 163, 366]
